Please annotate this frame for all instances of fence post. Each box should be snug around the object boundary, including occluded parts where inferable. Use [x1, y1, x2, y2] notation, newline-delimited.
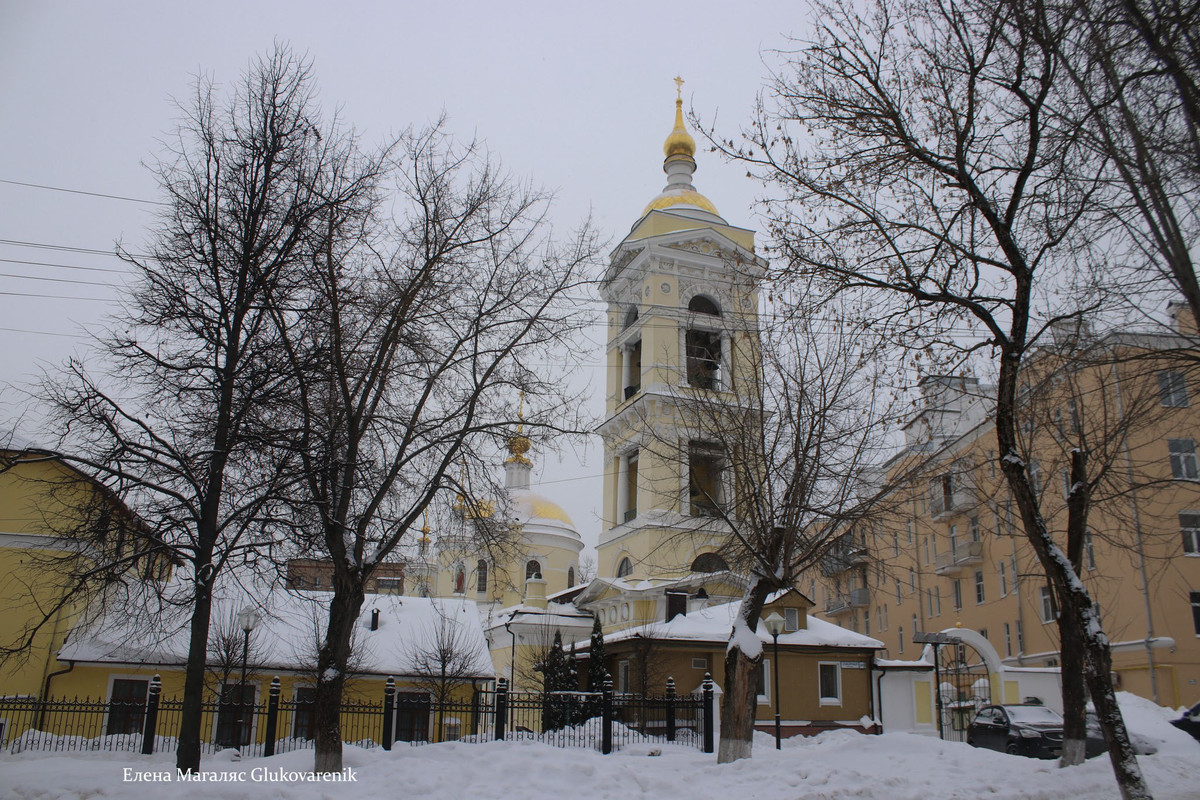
[601, 677, 613, 755]
[262, 676, 281, 757]
[140, 674, 161, 755]
[382, 677, 396, 751]
[665, 676, 676, 743]
[702, 672, 715, 755]
[494, 678, 508, 742]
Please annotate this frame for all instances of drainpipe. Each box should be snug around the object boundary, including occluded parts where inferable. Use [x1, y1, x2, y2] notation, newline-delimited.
[872, 662, 884, 734]
[1110, 360, 1159, 703]
[38, 660, 74, 728]
[503, 610, 519, 689]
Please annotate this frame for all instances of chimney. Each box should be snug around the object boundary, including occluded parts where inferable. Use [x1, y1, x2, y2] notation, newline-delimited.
[1169, 300, 1199, 336]
[370, 608, 379, 631]
[524, 573, 547, 609]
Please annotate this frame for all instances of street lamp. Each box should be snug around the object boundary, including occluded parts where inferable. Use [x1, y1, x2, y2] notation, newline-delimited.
[236, 606, 260, 747]
[763, 611, 785, 750]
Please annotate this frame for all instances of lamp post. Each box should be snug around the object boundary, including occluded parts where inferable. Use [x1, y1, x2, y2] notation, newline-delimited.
[235, 607, 259, 747]
[764, 611, 785, 750]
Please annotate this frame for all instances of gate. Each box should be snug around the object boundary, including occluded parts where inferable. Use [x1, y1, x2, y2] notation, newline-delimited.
[936, 639, 991, 742]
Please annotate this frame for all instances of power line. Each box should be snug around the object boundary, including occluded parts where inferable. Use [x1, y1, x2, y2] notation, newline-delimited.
[0, 326, 86, 339]
[0, 178, 165, 206]
[0, 238, 127, 257]
[0, 290, 114, 302]
[0, 257, 127, 275]
[0, 271, 119, 288]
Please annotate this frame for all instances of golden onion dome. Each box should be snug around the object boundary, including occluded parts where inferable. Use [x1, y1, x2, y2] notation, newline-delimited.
[664, 97, 696, 159]
[643, 189, 720, 216]
[505, 429, 532, 465]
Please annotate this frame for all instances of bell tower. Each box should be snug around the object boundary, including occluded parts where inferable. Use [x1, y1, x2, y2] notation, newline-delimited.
[595, 80, 766, 582]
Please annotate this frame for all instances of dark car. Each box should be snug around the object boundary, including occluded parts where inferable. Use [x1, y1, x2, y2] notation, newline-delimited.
[967, 704, 1064, 759]
[1170, 701, 1200, 742]
[1085, 711, 1159, 757]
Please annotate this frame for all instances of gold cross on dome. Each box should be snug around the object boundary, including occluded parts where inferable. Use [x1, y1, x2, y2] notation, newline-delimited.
[674, 75, 684, 100]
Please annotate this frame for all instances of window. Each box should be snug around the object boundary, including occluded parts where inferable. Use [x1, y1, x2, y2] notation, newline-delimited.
[106, 679, 148, 736]
[685, 329, 722, 389]
[784, 607, 800, 631]
[395, 692, 431, 742]
[882, 604, 889, 631]
[818, 662, 842, 705]
[375, 576, 403, 595]
[893, 530, 900, 557]
[912, 613, 920, 634]
[1011, 554, 1020, 588]
[906, 521, 914, 545]
[618, 660, 631, 692]
[1084, 534, 1097, 571]
[688, 444, 725, 516]
[666, 591, 687, 621]
[898, 626, 905, 654]
[757, 659, 771, 705]
[623, 451, 639, 521]
[923, 537, 931, 565]
[688, 295, 721, 316]
[1169, 438, 1199, 479]
[1066, 398, 1081, 434]
[930, 474, 955, 515]
[292, 687, 317, 740]
[1004, 623, 1012, 657]
[215, 683, 255, 748]
[1159, 371, 1190, 407]
[895, 580, 902, 603]
[1191, 592, 1200, 636]
[974, 570, 985, 604]
[1181, 513, 1200, 554]
[525, 560, 542, 580]
[623, 339, 642, 399]
[616, 557, 633, 578]
[949, 525, 958, 559]
[691, 552, 729, 572]
[934, 586, 942, 616]
[998, 561, 1008, 597]
[692, 657, 708, 670]
[476, 560, 488, 593]
[909, 568, 916, 592]
[968, 516, 980, 543]
[952, 580, 963, 611]
[1016, 619, 1025, 652]
[1039, 586, 1057, 623]
[864, 607, 871, 635]
[567, 566, 576, 587]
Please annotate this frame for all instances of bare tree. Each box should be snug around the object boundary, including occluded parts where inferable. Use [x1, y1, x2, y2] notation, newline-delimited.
[636, 293, 897, 762]
[729, 0, 1150, 793]
[405, 603, 484, 740]
[268, 123, 598, 772]
[1057, 0, 1200, 331]
[38, 46, 368, 774]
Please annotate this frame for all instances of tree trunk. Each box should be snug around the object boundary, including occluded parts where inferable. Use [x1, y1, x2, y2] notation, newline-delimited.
[1058, 608, 1088, 766]
[312, 581, 365, 774]
[175, 579, 215, 773]
[996, 348, 1150, 799]
[1060, 447, 1090, 767]
[717, 579, 771, 763]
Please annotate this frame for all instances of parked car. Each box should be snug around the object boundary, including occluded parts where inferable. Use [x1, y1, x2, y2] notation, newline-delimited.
[967, 704, 1064, 759]
[1170, 701, 1200, 742]
[1083, 711, 1159, 757]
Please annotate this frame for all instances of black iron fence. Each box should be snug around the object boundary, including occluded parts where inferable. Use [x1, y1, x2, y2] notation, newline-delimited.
[0, 674, 715, 758]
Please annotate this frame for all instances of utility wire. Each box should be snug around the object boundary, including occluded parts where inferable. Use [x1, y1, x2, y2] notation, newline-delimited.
[0, 178, 165, 206]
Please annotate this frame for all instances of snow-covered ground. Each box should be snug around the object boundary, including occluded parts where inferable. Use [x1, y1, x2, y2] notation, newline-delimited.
[2, 693, 1195, 800]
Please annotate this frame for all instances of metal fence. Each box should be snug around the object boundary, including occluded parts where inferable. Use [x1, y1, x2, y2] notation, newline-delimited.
[0, 674, 715, 758]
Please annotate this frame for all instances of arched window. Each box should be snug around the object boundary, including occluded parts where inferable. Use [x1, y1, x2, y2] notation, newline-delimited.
[623, 306, 639, 329]
[616, 557, 633, 578]
[476, 559, 488, 593]
[688, 295, 721, 316]
[690, 552, 729, 573]
[526, 560, 542, 580]
[567, 566, 576, 587]
[453, 564, 466, 594]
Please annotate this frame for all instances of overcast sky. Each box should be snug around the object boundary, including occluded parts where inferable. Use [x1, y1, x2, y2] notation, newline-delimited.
[0, 0, 810, 547]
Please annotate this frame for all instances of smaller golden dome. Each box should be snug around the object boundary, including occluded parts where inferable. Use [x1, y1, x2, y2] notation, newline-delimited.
[663, 98, 696, 159]
[506, 430, 532, 465]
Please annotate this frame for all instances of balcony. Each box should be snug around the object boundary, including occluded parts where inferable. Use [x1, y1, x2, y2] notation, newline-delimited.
[825, 587, 869, 615]
[934, 541, 984, 575]
[819, 545, 869, 576]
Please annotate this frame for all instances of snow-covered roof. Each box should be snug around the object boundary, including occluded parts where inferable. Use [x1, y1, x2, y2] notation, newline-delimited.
[599, 599, 883, 650]
[59, 583, 495, 679]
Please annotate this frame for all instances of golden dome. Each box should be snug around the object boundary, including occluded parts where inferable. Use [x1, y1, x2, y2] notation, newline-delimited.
[664, 97, 696, 159]
[643, 190, 720, 216]
[505, 431, 532, 465]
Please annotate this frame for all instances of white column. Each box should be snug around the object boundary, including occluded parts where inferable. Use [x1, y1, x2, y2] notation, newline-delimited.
[616, 453, 629, 523]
